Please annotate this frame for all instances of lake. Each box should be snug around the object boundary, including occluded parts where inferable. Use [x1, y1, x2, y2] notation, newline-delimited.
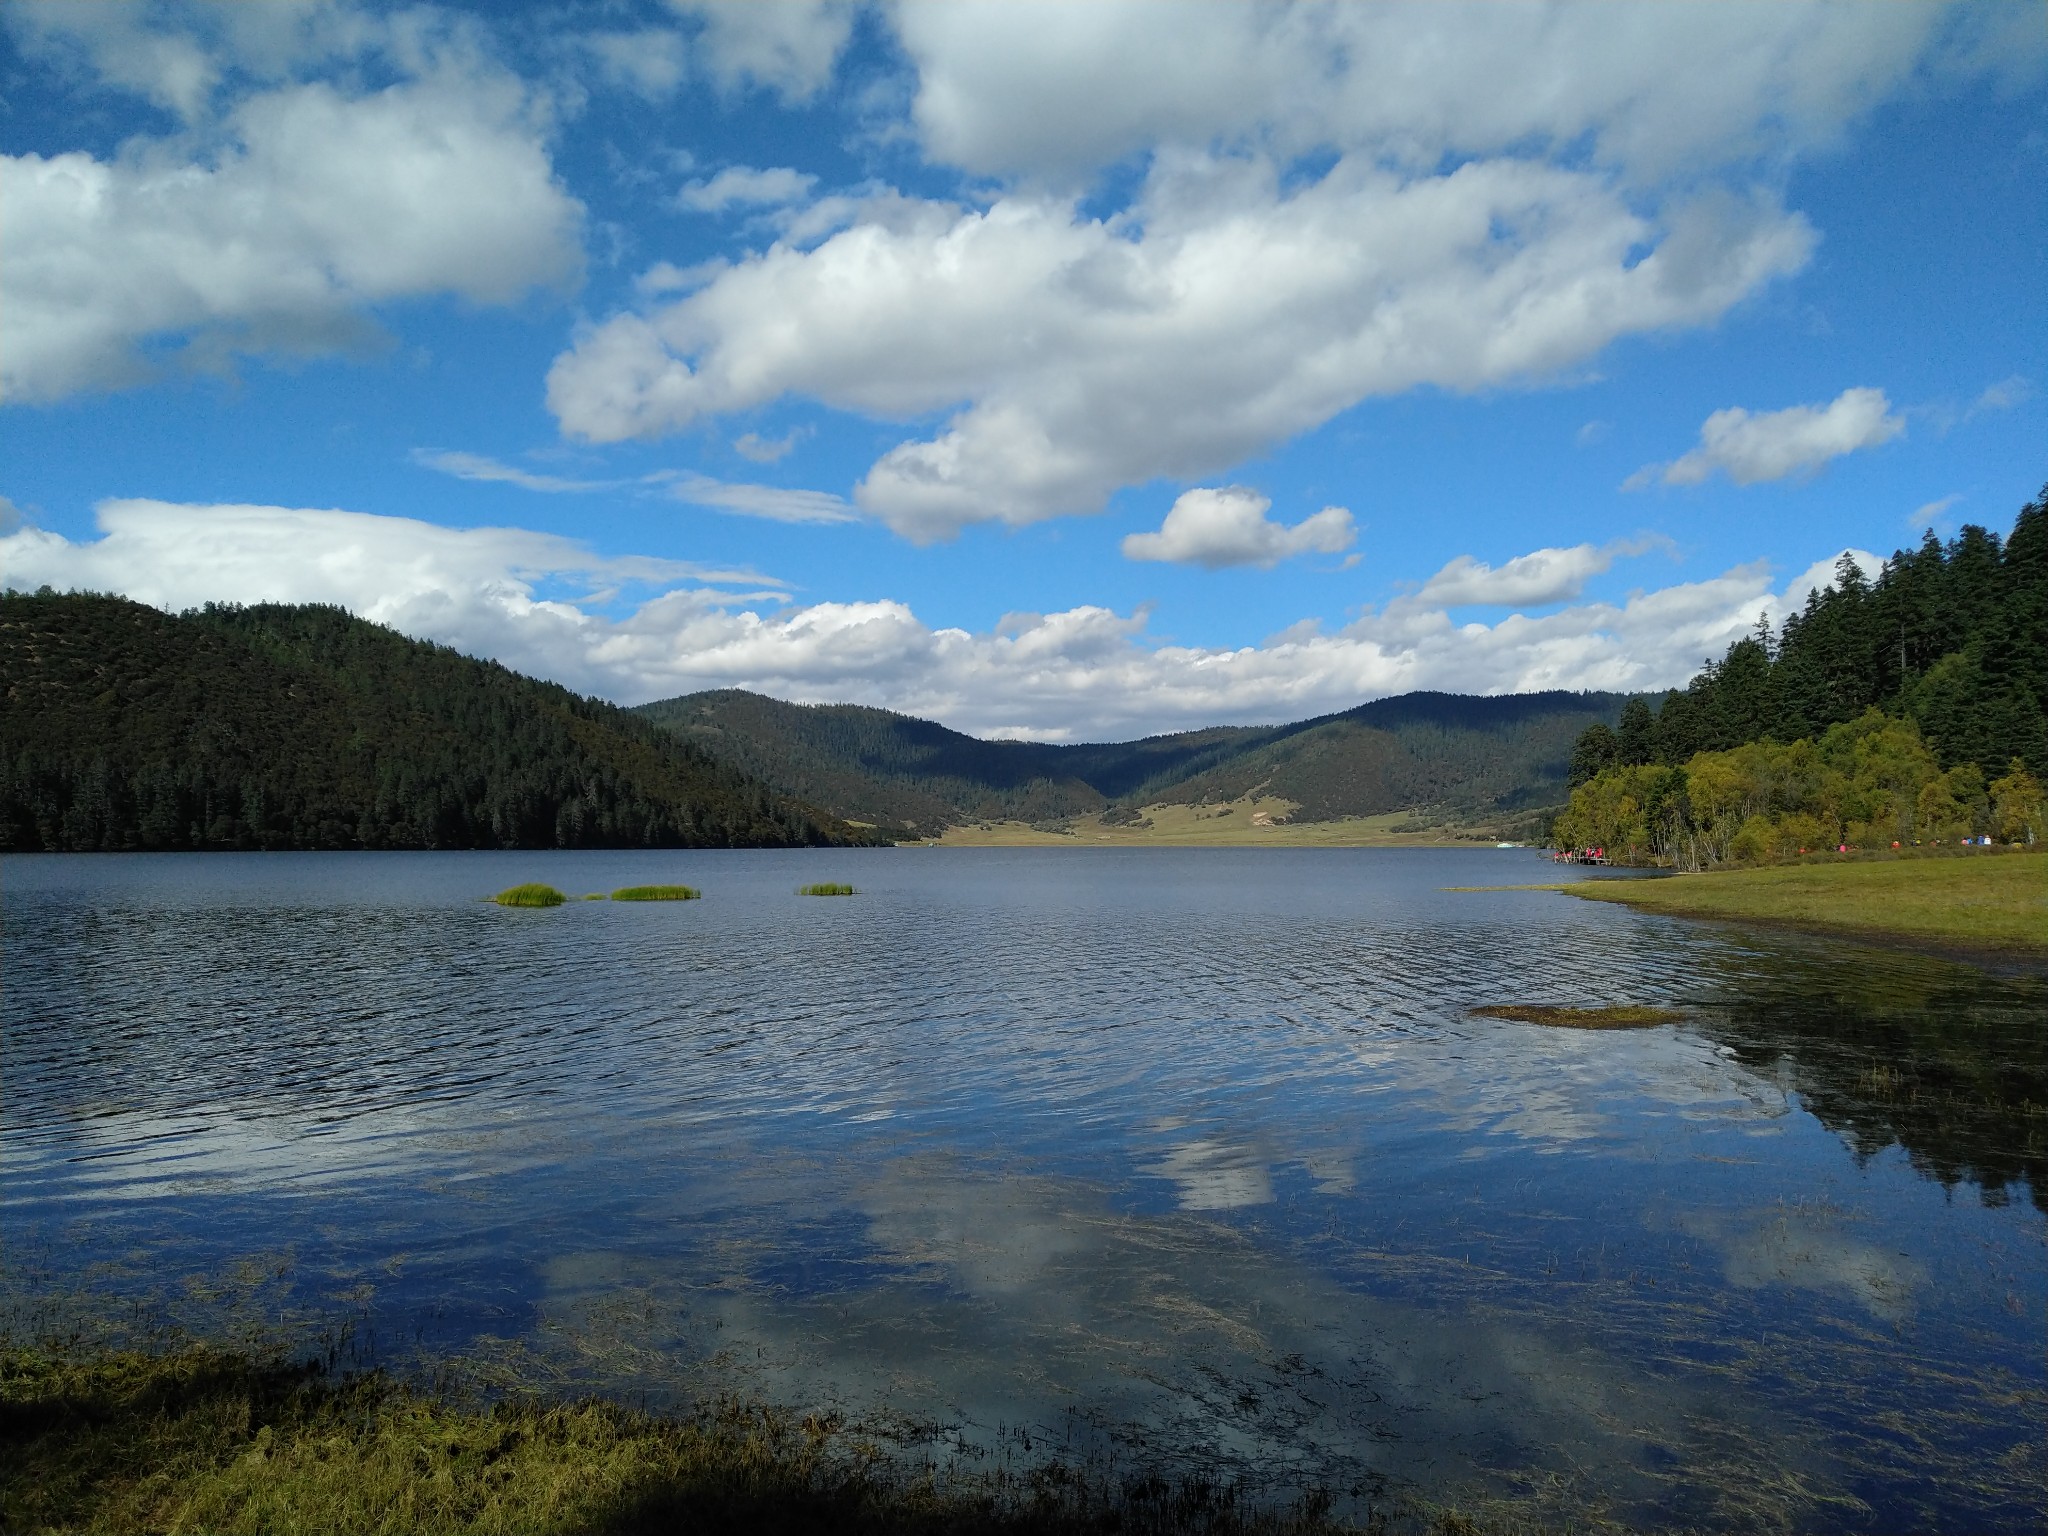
[4, 848, 2043, 1530]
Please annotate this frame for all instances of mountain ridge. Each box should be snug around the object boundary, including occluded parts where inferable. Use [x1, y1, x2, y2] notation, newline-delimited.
[636, 687, 1632, 836]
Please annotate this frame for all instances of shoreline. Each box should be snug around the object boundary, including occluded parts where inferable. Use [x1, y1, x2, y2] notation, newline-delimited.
[915, 801, 1525, 849]
[0, 1339, 1454, 1535]
[1557, 851, 2047, 963]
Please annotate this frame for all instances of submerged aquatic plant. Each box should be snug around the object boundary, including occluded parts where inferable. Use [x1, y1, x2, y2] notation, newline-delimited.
[1469, 1004, 1679, 1029]
[799, 883, 857, 897]
[492, 883, 566, 908]
[611, 885, 702, 902]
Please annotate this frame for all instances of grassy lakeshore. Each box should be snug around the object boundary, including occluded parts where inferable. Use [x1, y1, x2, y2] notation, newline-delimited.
[1565, 850, 2047, 955]
[0, 1343, 1466, 1536]
[926, 801, 1505, 848]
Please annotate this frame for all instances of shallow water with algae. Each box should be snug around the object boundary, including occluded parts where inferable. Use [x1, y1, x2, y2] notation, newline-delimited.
[5, 848, 2043, 1531]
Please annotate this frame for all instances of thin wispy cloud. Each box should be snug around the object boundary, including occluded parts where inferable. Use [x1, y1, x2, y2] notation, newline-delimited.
[413, 448, 856, 525]
[1909, 493, 1962, 530]
[662, 474, 857, 525]
[412, 450, 628, 494]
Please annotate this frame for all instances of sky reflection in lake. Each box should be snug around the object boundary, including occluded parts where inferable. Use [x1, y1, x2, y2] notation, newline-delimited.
[5, 848, 2043, 1530]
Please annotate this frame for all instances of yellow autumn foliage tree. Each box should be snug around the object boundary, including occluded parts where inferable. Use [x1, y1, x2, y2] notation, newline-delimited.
[1553, 711, 2041, 868]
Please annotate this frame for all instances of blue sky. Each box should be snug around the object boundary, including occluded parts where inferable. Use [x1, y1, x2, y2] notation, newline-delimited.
[3, 1, 2043, 739]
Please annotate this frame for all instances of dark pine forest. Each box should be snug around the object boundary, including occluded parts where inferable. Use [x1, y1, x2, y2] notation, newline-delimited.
[1571, 487, 2047, 786]
[0, 592, 876, 852]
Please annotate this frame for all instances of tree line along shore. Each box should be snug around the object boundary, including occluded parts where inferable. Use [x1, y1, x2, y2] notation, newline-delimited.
[1554, 487, 2045, 871]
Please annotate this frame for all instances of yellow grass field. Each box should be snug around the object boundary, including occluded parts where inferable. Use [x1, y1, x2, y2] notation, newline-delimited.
[921, 798, 1502, 848]
[1564, 851, 2048, 955]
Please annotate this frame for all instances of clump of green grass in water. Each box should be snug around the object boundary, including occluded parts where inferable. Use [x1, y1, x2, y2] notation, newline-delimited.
[1470, 1003, 1680, 1029]
[800, 883, 857, 897]
[611, 885, 702, 902]
[491, 883, 566, 908]
[0, 1341, 1396, 1535]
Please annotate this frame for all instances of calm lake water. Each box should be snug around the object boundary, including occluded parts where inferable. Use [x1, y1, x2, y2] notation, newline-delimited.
[5, 848, 2043, 1530]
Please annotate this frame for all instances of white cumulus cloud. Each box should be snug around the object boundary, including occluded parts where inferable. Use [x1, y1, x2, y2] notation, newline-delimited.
[548, 164, 1812, 542]
[1410, 539, 1664, 609]
[1122, 487, 1352, 569]
[4, 500, 1809, 740]
[677, 165, 819, 213]
[539, 2, 2040, 545]
[889, 0, 2015, 183]
[0, 26, 581, 403]
[0, 499, 783, 676]
[1631, 386, 1905, 489]
[666, 0, 856, 103]
[580, 28, 691, 101]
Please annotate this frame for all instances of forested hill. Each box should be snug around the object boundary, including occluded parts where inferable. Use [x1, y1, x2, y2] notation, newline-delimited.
[1, 592, 876, 852]
[1570, 487, 2047, 784]
[637, 687, 1631, 833]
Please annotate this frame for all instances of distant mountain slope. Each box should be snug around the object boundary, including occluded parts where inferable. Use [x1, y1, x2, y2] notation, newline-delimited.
[1149, 691, 1634, 819]
[1, 592, 875, 851]
[638, 687, 1629, 831]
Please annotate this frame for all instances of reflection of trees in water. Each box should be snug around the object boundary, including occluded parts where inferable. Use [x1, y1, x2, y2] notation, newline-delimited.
[1692, 949, 2048, 1212]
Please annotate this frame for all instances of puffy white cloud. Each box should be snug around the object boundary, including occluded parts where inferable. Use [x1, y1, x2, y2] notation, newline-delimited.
[889, 1, 2010, 183]
[10, 0, 222, 120]
[549, 161, 1812, 540]
[1121, 487, 1352, 569]
[677, 165, 818, 213]
[580, 28, 690, 101]
[1410, 540, 1662, 609]
[6, 0, 393, 121]
[1777, 548, 1881, 613]
[666, 0, 856, 103]
[0, 499, 783, 679]
[1631, 387, 1904, 489]
[4, 500, 1803, 741]
[540, 4, 2038, 545]
[1, 29, 581, 403]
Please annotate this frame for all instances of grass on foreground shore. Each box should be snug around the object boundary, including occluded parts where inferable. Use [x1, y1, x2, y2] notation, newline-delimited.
[0, 1343, 1487, 1536]
[1566, 850, 2047, 954]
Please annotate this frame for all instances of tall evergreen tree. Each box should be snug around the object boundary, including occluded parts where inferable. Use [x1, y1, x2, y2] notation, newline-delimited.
[1565, 485, 2047, 778]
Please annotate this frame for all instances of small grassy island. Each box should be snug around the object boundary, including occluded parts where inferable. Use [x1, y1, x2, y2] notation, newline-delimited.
[799, 883, 858, 896]
[491, 883, 567, 908]
[611, 884, 702, 901]
[1470, 1003, 1680, 1029]
[1568, 852, 2047, 955]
